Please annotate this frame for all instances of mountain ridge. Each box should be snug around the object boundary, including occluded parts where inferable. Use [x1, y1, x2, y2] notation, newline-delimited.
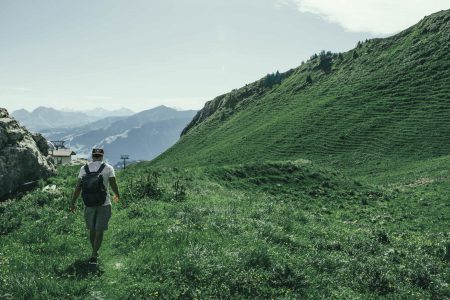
[12, 107, 100, 131]
[63, 107, 134, 118]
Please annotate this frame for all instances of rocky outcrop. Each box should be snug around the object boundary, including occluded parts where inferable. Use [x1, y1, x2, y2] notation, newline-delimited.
[0, 108, 55, 199]
[32, 132, 50, 156]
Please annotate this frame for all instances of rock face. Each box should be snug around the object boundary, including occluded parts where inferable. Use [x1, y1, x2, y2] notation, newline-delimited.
[0, 108, 55, 199]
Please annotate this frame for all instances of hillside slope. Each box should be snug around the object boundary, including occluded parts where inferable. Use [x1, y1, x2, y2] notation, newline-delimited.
[152, 10, 450, 174]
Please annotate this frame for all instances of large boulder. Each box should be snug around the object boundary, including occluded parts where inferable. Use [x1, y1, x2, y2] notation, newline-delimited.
[0, 108, 55, 199]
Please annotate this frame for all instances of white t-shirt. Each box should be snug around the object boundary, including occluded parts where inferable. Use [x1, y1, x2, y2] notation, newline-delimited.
[78, 161, 116, 206]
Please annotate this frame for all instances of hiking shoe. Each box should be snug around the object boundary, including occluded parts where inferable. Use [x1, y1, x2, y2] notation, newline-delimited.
[88, 256, 98, 265]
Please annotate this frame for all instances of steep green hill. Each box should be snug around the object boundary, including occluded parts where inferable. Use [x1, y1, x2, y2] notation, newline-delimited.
[153, 10, 450, 174]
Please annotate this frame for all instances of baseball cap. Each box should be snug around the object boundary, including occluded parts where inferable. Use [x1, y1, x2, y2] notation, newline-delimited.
[92, 148, 104, 156]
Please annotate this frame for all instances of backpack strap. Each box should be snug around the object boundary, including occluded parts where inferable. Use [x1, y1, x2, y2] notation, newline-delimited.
[96, 163, 106, 174]
[84, 164, 90, 174]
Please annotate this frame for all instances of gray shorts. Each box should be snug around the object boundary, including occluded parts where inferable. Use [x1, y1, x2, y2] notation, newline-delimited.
[84, 205, 112, 231]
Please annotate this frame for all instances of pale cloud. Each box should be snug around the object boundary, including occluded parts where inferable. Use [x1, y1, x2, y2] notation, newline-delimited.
[281, 0, 450, 34]
[11, 87, 32, 92]
[82, 96, 113, 100]
[274, 0, 292, 8]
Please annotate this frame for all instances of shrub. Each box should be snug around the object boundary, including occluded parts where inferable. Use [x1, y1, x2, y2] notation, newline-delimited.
[172, 180, 187, 202]
[444, 242, 450, 261]
[318, 50, 333, 73]
[245, 247, 272, 270]
[123, 171, 163, 202]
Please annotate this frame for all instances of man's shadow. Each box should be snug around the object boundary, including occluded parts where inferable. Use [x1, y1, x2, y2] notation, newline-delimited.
[59, 259, 104, 279]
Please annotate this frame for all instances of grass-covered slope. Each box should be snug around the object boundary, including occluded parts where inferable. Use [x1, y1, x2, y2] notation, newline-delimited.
[153, 10, 450, 172]
[1, 163, 449, 299]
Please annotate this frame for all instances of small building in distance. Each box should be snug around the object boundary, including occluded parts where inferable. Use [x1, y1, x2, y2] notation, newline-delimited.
[52, 149, 76, 165]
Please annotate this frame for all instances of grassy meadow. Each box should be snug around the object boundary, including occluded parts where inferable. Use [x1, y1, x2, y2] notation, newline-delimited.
[1, 159, 449, 299]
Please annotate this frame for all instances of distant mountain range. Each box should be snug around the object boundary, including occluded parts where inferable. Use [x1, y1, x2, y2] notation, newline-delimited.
[12, 107, 134, 131]
[62, 107, 134, 118]
[41, 105, 197, 164]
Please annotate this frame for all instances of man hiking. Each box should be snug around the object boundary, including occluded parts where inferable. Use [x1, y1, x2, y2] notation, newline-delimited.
[70, 148, 120, 264]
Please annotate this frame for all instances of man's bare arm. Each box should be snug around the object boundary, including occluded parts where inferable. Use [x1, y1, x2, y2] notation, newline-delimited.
[70, 179, 82, 211]
[109, 177, 120, 201]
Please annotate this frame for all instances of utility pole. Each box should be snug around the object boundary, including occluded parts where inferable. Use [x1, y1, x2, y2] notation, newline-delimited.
[50, 140, 66, 150]
[120, 155, 129, 169]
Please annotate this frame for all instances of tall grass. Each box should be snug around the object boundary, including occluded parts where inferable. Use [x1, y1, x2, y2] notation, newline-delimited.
[1, 162, 448, 299]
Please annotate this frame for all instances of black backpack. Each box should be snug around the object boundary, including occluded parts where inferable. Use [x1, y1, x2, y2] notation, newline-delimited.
[81, 163, 107, 207]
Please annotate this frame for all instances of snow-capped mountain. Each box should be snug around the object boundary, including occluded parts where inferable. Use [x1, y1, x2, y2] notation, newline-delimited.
[12, 107, 134, 131]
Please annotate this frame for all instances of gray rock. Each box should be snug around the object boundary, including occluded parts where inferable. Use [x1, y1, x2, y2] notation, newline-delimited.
[0, 108, 55, 198]
[32, 133, 50, 156]
[0, 127, 7, 148]
[8, 130, 24, 143]
[0, 108, 8, 118]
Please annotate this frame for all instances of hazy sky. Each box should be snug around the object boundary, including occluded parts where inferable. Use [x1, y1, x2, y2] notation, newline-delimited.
[1, 0, 448, 113]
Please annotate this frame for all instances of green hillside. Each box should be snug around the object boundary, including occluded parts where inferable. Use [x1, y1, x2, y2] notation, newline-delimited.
[152, 9, 450, 175]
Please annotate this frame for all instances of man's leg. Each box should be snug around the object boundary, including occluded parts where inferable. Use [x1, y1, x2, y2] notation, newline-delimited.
[92, 230, 104, 257]
[89, 229, 96, 250]
[91, 205, 111, 259]
[85, 207, 97, 258]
